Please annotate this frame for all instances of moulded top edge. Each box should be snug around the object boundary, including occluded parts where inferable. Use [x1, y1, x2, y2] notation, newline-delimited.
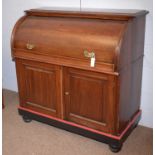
[25, 7, 149, 21]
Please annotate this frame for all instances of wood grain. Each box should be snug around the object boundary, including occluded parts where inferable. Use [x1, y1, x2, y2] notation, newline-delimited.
[13, 16, 126, 65]
[26, 8, 148, 21]
[15, 58, 62, 118]
[63, 67, 117, 133]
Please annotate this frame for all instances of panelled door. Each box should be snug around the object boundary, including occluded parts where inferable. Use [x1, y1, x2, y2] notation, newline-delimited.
[15, 58, 62, 118]
[63, 67, 117, 133]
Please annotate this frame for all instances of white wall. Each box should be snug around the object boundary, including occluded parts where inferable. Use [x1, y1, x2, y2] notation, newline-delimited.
[2, 0, 153, 128]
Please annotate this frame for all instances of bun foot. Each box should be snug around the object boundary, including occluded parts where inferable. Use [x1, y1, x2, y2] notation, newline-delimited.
[134, 123, 138, 129]
[109, 143, 122, 153]
[22, 115, 32, 123]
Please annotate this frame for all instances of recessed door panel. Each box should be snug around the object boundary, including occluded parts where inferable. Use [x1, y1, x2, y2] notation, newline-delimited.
[70, 74, 106, 122]
[25, 66, 56, 111]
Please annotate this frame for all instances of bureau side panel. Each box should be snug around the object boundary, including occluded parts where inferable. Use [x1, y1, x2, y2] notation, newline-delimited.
[117, 16, 146, 134]
[118, 59, 143, 133]
[118, 16, 146, 70]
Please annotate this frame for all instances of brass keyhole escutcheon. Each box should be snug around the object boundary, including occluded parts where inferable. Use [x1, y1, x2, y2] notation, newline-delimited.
[26, 43, 35, 50]
[84, 50, 95, 58]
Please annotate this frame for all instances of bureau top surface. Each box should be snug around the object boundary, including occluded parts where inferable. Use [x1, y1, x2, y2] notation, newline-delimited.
[26, 7, 148, 20]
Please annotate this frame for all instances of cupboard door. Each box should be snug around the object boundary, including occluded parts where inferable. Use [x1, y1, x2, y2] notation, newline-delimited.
[15, 58, 62, 118]
[63, 67, 117, 133]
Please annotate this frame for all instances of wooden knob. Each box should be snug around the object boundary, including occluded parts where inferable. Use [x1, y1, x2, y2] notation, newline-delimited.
[65, 92, 69, 95]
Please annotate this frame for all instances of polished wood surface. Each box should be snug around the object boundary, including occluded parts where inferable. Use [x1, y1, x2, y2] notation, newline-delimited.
[26, 8, 148, 21]
[13, 16, 126, 64]
[63, 67, 117, 133]
[11, 9, 148, 136]
[116, 16, 146, 133]
[13, 50, 116, 74]
[15, 59, 62, 118]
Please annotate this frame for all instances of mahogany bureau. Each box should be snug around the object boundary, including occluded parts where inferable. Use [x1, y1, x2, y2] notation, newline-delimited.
[11, 8, 148, 152]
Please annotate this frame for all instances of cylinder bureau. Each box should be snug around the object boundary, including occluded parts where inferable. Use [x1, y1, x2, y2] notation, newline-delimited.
[11, 8, 148, 152]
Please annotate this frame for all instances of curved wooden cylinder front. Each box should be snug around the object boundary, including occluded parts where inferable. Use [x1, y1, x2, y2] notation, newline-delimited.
[11, 14, 129, 73]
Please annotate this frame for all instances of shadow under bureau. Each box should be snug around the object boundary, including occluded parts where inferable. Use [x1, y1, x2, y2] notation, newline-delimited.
[11, 8, 148, 152]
